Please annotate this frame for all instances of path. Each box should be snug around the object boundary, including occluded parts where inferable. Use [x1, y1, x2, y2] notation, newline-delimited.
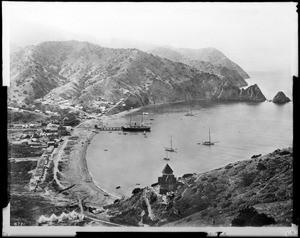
[52, 138, 69, 189]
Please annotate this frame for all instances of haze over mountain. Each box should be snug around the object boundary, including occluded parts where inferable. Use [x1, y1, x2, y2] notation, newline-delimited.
[8, 40, 266, 109]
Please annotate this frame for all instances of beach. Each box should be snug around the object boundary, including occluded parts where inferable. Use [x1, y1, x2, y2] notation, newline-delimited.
[57, 108, 141, 210]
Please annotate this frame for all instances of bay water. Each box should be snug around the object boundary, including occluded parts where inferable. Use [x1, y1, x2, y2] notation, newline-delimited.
[86, 70, 293, 197]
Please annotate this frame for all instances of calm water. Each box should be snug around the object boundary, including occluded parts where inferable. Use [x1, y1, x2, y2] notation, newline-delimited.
[86, 71, 293, 197]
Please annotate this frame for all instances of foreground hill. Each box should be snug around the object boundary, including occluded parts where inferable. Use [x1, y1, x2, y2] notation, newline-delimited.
[105, 147, 293, 227]
[8, 41, 263, 109]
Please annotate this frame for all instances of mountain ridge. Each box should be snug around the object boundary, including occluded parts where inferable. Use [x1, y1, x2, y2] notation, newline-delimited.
[8, 40, 264, 109]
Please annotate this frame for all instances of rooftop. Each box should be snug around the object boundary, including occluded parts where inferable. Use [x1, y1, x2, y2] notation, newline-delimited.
[162, 164, 173, 174]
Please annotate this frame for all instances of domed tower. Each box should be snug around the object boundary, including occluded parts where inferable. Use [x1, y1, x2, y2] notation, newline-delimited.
[158, 164, 177, 194]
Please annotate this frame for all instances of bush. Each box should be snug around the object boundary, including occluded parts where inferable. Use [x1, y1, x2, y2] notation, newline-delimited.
[149, 192, 157, 204]
[221, 201, 232, 209]
[114, 199, 120, 204]
[182, 173, 193, 179]
[132, 188, 142, 195]
[240, 172, 256, 187]
[256, 162, 267, 171]
[231, 207, 276, 226]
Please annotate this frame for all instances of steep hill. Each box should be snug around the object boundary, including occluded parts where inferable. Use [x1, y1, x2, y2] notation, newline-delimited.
[149, 46, 250, 86]
[105, 147, 293, 227]
[8, 41, 263, 109]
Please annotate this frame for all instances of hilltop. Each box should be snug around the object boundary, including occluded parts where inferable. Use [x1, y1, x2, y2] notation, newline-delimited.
[8, 41, 264, 111]
[105, 147, 293, 227]
[149, 46, 249, 86]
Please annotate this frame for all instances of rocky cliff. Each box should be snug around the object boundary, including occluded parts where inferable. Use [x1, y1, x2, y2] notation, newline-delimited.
[211, 83, 266, 102]
[272, 91, 291, 104]
[8, 41, 262, 108]
[105, 147, 293, 227]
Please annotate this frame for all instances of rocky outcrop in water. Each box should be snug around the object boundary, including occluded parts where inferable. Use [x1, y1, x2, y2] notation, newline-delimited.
[211, 83, 266, 102]
[272, 91, 291, 104]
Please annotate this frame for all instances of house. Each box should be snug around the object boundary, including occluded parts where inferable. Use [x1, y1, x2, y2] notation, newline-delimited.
[158, 164, 177, 195]
[58, 125, 69, 136]
[43, 128, 58, 133]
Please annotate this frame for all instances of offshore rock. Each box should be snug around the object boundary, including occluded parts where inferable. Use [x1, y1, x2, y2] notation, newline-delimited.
[272, 91, 291, 104]
[211, 83, 266, 102]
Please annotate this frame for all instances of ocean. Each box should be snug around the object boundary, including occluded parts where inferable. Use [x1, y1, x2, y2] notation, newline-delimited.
[86, 70, 293, 197]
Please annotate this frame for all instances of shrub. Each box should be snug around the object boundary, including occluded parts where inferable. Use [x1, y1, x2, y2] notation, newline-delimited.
[240, 172, 256, 187]
[221, 201, 232, 209]
[231, 207, 276, 226]
[278, 150, 290, 155]
[182, 173, 193, 179]
[132, 188, 141, 196]
[208, 176, 218, 182]
[114, 199, 120, 204]
[256, 162, 267, 171]
[149, 193, 157, 204]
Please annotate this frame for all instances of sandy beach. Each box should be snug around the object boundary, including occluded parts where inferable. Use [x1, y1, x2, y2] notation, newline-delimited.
[57, 108, 142, 211]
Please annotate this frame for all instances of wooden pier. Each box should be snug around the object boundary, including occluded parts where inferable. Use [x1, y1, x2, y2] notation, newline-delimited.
[97, 127, 122, 131]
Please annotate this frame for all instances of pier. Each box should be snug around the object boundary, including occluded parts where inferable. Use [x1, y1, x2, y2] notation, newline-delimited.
[97, 127, 122, 131]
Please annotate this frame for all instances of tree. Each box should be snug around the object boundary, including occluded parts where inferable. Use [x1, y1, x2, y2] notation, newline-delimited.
[232, 206, 276, 226]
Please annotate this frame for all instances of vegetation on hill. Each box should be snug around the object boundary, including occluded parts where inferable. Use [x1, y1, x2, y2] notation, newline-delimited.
[8, 41, 264, 110]
[105, 147, 293, 227]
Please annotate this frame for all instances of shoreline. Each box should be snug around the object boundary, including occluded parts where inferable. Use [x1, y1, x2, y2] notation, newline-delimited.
[60, 107, 142, 208]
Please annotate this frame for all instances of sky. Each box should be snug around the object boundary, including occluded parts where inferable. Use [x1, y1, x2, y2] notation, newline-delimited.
[2, 2, 298, 82]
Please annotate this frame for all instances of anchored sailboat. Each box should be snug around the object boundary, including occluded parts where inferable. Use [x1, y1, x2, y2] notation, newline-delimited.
[165, 135, 177, 152]
[163, 150, 170, 161]
[185, 95, 195, 117]
[199, 127, 218, 146]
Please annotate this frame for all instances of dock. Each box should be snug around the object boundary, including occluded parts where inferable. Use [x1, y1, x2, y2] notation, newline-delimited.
[97, 127, 122, 131]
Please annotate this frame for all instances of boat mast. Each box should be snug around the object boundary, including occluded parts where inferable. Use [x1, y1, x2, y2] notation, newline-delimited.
[209, 127, 211, 143]
[171, 135, 173, 149]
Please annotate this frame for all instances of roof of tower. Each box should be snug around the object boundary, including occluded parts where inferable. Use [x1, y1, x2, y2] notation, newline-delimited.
[162, 164, 173, 174]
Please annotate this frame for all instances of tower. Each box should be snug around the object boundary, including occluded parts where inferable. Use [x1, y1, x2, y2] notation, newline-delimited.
[158, 164, 177, 195]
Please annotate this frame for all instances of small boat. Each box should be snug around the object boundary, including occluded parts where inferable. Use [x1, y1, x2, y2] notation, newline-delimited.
[116, 186, 121, 189]
[201, 127, 218, 146]
[165, 135, 177, 152]
[163, 150, 170, 161]
[185, 96, 195, 117]
[149, 118, 155, 121]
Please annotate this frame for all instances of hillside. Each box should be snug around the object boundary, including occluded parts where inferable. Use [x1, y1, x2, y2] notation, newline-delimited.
[149, 46, 249, 87]
[8, 41, 263, 109]
[105, 147, 293, 227]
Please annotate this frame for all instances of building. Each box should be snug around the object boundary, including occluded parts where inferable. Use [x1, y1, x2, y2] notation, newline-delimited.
[58, 125, 69, 136]
[158, 164, 177, 195]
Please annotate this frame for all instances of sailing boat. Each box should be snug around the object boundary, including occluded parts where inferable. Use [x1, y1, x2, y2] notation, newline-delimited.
[165, 135, 177, 152]
[122, 114, 151, 132]
[185, 95, 195, 117]
[163, 150, 170, 161]
[201, 127, 217, 146]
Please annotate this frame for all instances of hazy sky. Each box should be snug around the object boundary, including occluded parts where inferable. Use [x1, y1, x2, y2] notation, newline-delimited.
[3, 2, 298, 74]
